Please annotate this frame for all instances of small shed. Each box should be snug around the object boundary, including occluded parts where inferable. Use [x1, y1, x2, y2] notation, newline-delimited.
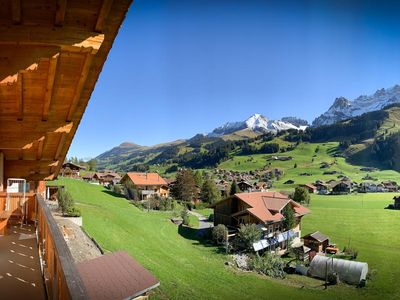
[303, 231, 329, 252]
[309, 255, 368, 286]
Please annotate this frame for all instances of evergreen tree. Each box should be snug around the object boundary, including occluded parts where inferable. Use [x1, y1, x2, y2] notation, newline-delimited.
[87, 159, 97, 171]
[170, 169, 197, 207]
[282, 205, 296, 230]
[230, 180, 240, 195]
[193, 170, 204, 187]
[292, 186, 310, 205]
[200, 179, 221, 204]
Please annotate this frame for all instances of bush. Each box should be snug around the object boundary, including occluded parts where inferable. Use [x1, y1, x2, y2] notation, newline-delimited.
[112, 184, 122, 194]
[57, 189, 81, 217]
[181, 208, 190, 226]
[212, 224, 227, 245]
[343, 246, 358, 259]
[160, 198, 175, 211]
[327, 272, 338, 285]
[57, 189, 74, 215]
[248, 253, 286, 278]
[237, 224, 262, 251]
[66, 206, 81, 217]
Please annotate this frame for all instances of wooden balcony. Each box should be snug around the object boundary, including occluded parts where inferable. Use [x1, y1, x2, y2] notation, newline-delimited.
[0, 192, 87, 300]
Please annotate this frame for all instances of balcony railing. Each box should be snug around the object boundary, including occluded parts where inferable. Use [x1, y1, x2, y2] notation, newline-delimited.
[0, 192, 88, 300]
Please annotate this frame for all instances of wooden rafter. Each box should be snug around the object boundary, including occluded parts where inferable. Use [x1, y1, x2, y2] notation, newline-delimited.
[0, 27, 104, 53]
[55, 0, 68, 26]
[42, 55, 59, 121]
[37, 137, 45, 160]
[17, 72, 23, 120]
[11, 0, 21, 24]
[54, 133, 66, 160]
[95, 0, 114, 32]
[66, 53, 93, 121]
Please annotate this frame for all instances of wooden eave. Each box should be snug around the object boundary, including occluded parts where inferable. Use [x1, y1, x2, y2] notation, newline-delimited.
[0, 0, 132, 181]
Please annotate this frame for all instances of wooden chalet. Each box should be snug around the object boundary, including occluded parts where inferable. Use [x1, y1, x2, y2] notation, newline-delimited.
[331, 181, 352, 195]
[211, 192, 310, 252]
[301, 183, 317, 194]
[60, 162, 86, 178]
[93, 171, 121, 185]
[382, 181, 398, 192]
[237, 180, 252, 192]
[302, 231, 330, 252]
[121, 172, 169, 199]
[0, 2, 160, 299]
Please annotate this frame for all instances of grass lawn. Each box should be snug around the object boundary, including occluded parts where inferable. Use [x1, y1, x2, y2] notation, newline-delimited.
[52, 178, 400, 300]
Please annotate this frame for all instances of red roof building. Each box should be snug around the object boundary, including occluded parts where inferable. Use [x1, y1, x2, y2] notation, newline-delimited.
[121, 173, 169, 199]
[211, 192, 310, 252]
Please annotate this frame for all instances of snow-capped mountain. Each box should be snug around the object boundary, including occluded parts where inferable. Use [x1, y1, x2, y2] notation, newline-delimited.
[209, 114, 308, 136]
[313, 85, 400, 127]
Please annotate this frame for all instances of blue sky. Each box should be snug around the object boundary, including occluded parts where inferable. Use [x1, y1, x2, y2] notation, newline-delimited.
[68, 0, 400, 158]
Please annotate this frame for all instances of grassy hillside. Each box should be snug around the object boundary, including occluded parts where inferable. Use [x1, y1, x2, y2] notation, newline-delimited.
[219, 142, 400, 190]
[52, 179, 400, 300]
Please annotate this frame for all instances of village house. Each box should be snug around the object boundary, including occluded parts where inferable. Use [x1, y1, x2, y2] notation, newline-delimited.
[237, 180, 253, 192]
[121, 172, 169, 200]
[382, 181, 399, 192]
[331, 181, 352, 195]
[315, 182, 330, 194]
[60, 162, 86, 178]
[301, 184, 317, 194]
[211, 192, 310, 252]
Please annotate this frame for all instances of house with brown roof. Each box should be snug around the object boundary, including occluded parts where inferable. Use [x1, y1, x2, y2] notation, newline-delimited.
[301, 184, 317, 194]
[210, 192, 310, 252]
[60, 162, 86, 178]
[121, 172, 169, 199]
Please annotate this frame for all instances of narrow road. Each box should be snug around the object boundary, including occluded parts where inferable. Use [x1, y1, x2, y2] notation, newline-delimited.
[188, 210, 213, 229]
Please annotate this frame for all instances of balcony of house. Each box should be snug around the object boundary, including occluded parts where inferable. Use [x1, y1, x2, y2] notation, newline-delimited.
[0, 189, 160, 300]
[0, 191, 87, 300]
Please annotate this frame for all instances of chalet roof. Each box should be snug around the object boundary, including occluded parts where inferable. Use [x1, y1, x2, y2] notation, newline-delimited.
[302, 183, 317, 189]
[77, 251, 159, 300]
[124, 172, 167, 186]
[62, 162, 86, 170]
[82, 172, 95, 179]
[233, 192, 310, 223]
[303, 231, 329, 243]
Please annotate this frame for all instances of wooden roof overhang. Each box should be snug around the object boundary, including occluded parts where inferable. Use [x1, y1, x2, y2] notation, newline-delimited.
[0, 0, 132, 181]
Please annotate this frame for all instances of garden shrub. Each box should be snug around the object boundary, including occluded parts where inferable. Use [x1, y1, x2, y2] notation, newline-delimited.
[212, 224, 227, 245]
[327, 272, 338, 285]
[181, 208, 190, 226]
[57, 189, 81, 217]
[237, 224, 262, 251]
[248, 253, 286, 278]
[343, 246, 358, 259]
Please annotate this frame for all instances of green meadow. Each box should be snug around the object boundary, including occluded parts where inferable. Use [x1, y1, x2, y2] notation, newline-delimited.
[51, 178, 400, 300]
[219, 142, 400, 190]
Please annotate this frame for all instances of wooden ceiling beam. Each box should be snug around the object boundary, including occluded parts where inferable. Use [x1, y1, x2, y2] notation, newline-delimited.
[66, 53, 93, 122]
[0, 26, 104, 53]
[42, 55, 59, 121]
[17, 71, 23, 121]
[37, 137, 45, 160]
[54, 132, 66, 160]
[55, 0, 68, 26]
[95, 0, 114, 32]
[11, 0, 22, 24]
